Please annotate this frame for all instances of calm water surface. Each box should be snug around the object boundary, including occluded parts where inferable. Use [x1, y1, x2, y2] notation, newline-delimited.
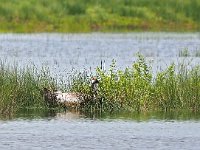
[1, 33, 200, 149]
[0, 111, 200, 150]
[0, 33, 200, 75]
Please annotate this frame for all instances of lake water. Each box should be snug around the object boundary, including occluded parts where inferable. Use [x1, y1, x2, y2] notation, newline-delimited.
[1, 33, 200, 149]
[0, 110, 200, 150]
[1, 33, 200, 76]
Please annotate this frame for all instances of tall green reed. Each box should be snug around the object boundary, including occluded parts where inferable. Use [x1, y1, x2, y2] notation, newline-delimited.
[1, 55, 200, 114]
[0, 63, 57, 114]
[70, 55, 200, 113]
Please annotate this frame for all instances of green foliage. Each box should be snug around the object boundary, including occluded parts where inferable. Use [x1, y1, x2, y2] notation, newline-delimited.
[0, 63, 57, 115]
[0, 0, 200, 32]
[179, 48, 190, 57]
[179, 48, 200, 57]
[70, 55, 200, 113]
[1, 55, 200, 114]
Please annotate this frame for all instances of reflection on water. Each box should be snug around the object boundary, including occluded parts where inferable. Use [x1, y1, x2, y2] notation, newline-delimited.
[0, 110, 200, 150]
[55, 111, 81, 120]
[3, 108, 200, 121]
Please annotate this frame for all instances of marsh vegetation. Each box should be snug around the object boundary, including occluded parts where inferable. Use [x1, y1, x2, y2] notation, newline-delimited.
[72, 55, 200, 113]
[1, 55, 200, 114]
[0, 63, 57, 115]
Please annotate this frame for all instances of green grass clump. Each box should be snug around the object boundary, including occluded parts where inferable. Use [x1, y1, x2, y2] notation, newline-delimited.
[0, 62, 57, 115]
[0, 0, 200, 32]
[179, 48, 200, 57]
[1, 55, 200, 115]
[70, 55, 200, 113]
[179, 48, 190, 57]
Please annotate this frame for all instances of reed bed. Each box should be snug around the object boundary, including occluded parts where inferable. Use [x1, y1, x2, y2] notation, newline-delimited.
[1, 55, 200, 114]
[70, 55, 200, 113]
[179, 48, 200, 57]
[0, 62, 58, 115]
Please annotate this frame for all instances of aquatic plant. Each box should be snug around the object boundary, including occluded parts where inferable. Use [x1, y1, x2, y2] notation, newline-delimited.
[70, 55, 200, 113]
[0, 63, 58, 115]
[194, 49, 200, 57]
[179, 48, 200, 57]
[1, 55, 200, 114]
[179, 48, 190, 57]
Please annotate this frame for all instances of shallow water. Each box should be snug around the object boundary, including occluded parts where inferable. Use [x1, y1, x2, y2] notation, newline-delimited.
[1, 33, 200, 149]
[0, 111, 200, 150]
[1, 33, 200, 76]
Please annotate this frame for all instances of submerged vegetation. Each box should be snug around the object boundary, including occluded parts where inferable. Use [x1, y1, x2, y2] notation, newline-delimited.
[0, 0, 200, 32]
[1, 55, 200, 115]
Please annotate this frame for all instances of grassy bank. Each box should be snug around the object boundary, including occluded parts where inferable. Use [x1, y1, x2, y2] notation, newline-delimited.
[0, 0, 200, 32]
[1, 56, 200, 114]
